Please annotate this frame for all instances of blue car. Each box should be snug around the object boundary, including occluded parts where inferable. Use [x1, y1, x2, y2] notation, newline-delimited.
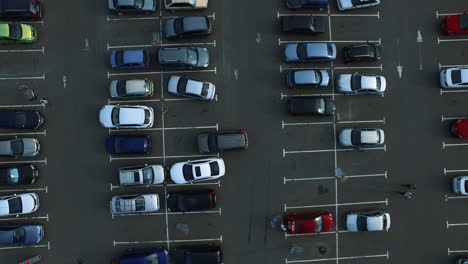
[0, 225, 44, 245]
[110, 49, 150, 69]
[284, 42, 336, 63]
[112, 248, 168, 264]
[106, 136, 152, 154]
[286, 0, 328, 10]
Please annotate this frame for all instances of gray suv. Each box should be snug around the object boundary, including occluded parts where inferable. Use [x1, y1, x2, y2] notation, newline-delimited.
[158, 47, 209, 69]
[0, 138, 40, 157]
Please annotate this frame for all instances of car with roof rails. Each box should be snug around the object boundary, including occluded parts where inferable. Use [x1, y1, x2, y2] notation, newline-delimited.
[0, 224, 43, 245]
[197, 131, 248, 153]
[163, 16, 211, 39]
[345, 210, 390, 232]
[173, 246, 222, 264]
[99, 105, 154, 129]
[440, 68, 468, 88]
[335, 73, 386, 94]
[0, 164, 38, 186]
[0, 110, 43, 130]
[284, 42, 336, 63]
[167, 75, 215, 101]
[0, 0, 42, 20]
[287, 69, 329, 88]
[343, 43, 381, 63]
[167, 190, 216, 212]
[164, 0, 208, 10]
[108, 0, 157, 14]
[284, 212, 333, 234]
[453, 176, 468, 195]
[0, 193, 39, 217]
[106, 135, 152, 154]
[281, 15, 325, 34]
[109, 79, 154, 98]
[285, 0, 328, 10]
[337, 0, 380, 10]
[442, 12, 468, 35]
[112, 248, 169, 264]
[110, 194, 159, 215]
[0, 23, 37, 44]
[158, 46, 209, 68]
[110, 49, 150, 70]
[339, 128, 384, 148]
[0, 138, 40, 157]
[170, 157, 225, 184]
[118, 164, 165, 186]
[287, 97, 335, 115]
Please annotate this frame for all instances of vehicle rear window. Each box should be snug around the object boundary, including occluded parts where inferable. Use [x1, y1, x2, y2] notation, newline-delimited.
[8, 168, 18, 184]
[177, 78, 188, 93]
[459, 14, 468, 30]
[115, 51, 124, 66]
[382, 215, 387, 229]
[201, 83, 209, 97]
[452, 70, 462, 84]
[356, 215, 367, 231]
[195, 166, 201, 177]
[174, 17, 184, 34]
[351, 75, 362, 91]
[116, 80, 127, 96]
[8, 24, 22, 39]
[8, 197, 22, 214]
[183, 164, 194, 181]
[111, 108, 120, 125]
[10, 140, 23, 156]
[350, 130, 362, 145]
[209, 161, 219, 176]
[327, 44, 333, 56]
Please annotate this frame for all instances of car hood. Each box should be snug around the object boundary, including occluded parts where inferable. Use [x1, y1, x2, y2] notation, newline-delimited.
[163, 19, 177, 37]
[99, 105, 115, 127]
[21, 193, 38, 214]
[186, 79, 215, 99]
[20, 25, 35, 41]
[195, 47, 209, 68]
[23, 225, 44, 244]
[284, 44, 299, 62]
[336, 74, 352, 92]
[167, 75, 181, 94]
[144, 194, 160, 211]
[346, 214, 358, 231]
[170, 162, 187, 184]
[21, 138, 40, 157]
[151, 165, 165, 184]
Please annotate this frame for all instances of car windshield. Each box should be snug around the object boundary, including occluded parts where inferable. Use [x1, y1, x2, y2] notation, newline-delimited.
[452, 70, 462, 84]
[327, 44, 333, 56]
[314, 71, 322, 83]
[111, 108, 120, 125]
[177, 78, 188, 93]
[142, 167, 154, 183]
[315, 216, 323, 232]
[8, 24, 22, 39]
[183, 164, 195, 181]
[209, 161, 219, 176]
[351, 75, 362, 91]
[8, 197, 22, 214]
[297, 44, 307, 60]
[8, 168, 19, 184]
[459, 14, 468, 30]
[145, 81, 151, 93]
[174, 18, 184, 35]
[350, 130, 362, 145]
[187, 48, 198, 66]
[382, 215, 387, 229]
[201, 83, 209, 97]
[115, 51, 124, 66]
[133, 0, 143, 8]
[10, 140, 23, 156]
[116, 80, 127, 96]
[316, 99, 325, 114]
[13, 228, 25, 243]
[356, 215, 368, 231]
[14, 112, 26, 127]
[144, 109, 151, 124]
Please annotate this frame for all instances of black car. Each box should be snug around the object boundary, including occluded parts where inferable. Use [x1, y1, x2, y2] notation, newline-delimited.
[343, 43, 381, 63]
[197, 131, 248, 153]
[158, 47, 209, 68]
[281, 15, 325, 33]
[174, 247, 222, 264]
[0, 0, 41, 20]
[0, 110, 43, 130]
[163, 16, 211, 39]
[167, 190, 216, 212]
[0, 164, 38, 185]
[106, 135, 152, 154]
[287, 97, 335, 115]
[108, 0, 157, 15]
[286, 0, 328, 10]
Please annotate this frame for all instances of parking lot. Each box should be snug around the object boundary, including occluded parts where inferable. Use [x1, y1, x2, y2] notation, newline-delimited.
[1, 0, 468, 263]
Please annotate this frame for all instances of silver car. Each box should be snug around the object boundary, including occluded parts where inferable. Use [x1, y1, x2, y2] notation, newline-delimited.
[0, 138, 40, 158]
[335, 73, 386, 94]
[339, 128, 384, 147]
[164, 0, 208, 10]
[345, 211, 390, 232]
[109, 79, 154, 98]
[118, 164, 165, 186]
[110, 194, 159, 215]
[167, 75, 215, 100]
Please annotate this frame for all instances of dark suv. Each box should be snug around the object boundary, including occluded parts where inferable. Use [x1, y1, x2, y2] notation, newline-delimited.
[197, 131, 248, 153]
[163, 16, 211, 39]
[287, 97, 335, 115]
[0, 0, 41, 19]
[173, 247, 222, 264]
[158, 47, 209, 68]
[0, 110, 43, 130]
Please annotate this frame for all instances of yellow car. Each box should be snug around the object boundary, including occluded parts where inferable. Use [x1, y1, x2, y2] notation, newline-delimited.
[0, 23, 37, 44]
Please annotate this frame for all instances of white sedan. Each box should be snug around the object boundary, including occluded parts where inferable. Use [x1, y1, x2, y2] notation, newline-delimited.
[337, 0, 380, 10]
[346, 211, 390, 232]
[440, 68, 468, 88]
[339, 128, 384, 147]
[335, 73, 386, 94]
[0, 193, 39, 217]
[170, 157, 225, 184]
[99, 105, 154, 129]
[167, 75, 216, 101]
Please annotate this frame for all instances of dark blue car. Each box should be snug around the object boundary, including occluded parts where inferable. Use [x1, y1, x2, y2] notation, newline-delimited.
[286, 0, 328, 10]
[0, 225, 44, 245]
[0, 110, 44, 130]
[112, 248, 168, 264]
[110, 49, 150, 69]
[106, 136, 152, 154]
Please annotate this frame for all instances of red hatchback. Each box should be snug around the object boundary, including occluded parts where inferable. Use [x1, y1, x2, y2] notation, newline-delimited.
[442, 13, 468, 35]
[285, 212, 333, 234]
[452, 119, 468, 138]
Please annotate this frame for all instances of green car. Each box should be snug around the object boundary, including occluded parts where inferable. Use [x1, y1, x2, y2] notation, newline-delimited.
[0, 23, 37, 44]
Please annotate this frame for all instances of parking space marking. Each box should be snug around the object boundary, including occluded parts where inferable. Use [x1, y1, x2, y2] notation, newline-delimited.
[279, 38, 381, 45]
[0, 103, 44, 108]
[439, 63, 468, 70]
[277, 12, 380, 18]
[445, 194, 468, 201]
[447, 221, 468, 228]
[285, 231, 335, 238]
[279, 64, 382, 72]
[436, 11, 462, 18]
[112, 209, 221, 218]
[0, 74, 45, 80]
[438, 37, 468, 44]
[110, 180, 221, 190]
[280, 90, 383, 99]
[442, 115, 468, 122]
[285, 251, 388, 263]
[108, 67, 217, 78]
[0, 241, 50, 250]
[107, 41, 216, 50]
[0, 214, 48, 222]
[444, 168, 468, 175]
[0, 130, 46, 136]
[113, 236, 222, 246]
[284, 172, 387, 183]
[106, 16, 160, 21]
[110, 124, 218, 133]
[283, 145, 386, 157]
[0, 47, 44, 54]
[443, 141, 468, 148]
[284, 199, 388, 211]
[281, 118, 385, 128]
[448, 248, 468, 256]
[110, 154, 214, 162]
[440, 89, 468, 95]
[0, 186, 47, 193]
[0, 158, 47, 165]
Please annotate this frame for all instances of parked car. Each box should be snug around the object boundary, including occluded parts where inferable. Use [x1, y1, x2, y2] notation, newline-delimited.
[335, 73, 386, 94]
[110, 49, 150, 70]
[287, 70, 329, 88]
[108, 0, 157, 15]
[167, 190, 216, 212]
[452, 119, 468, 138]
[0, 0, 41, 20]
[0, 164, 38, 185]
[337, 0, 380, 10]
[453, 176, 468, 195]
[0, 23, 37, 44]
[284, 42, 336, 63]
[163, 16, 211, 39]
[109, 79, 154, 98]
[99, 105, 154, 129]
[456, 257, 468, 264]
[167, 75, 215, 100]
[0, 193, 39, 217]
[197, 131, 248, 153]
[287, 97, 335, 115]
[110, 194, 159, 215]
[281, 15, 325, 33]
[170, 157, 225, 184]
[106, 135, 152, 154]
[442, 12, 468, 35]
[343, 43, 381, 63]
[345, 211, 390, 232]
[440, 68, 468, 88]
[285, 0, 328, 10]
[284, 212, 333, 234]
[164, 0, 208, 10]
[112, 248, 169, 264]
[0, 138, 40, 157]
[118, 164, 165, 186]
[173, 247, 222, 264]
[158, 47, 209, 68]
[0, 110, 43, 129]
[339, 128, 384, 148]
[0, 225, 43, 245]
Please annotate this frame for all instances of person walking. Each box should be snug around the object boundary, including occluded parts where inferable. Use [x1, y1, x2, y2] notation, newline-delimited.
[402, 184, 416, 191]
[39, 97, 51, 107]
[396, 191, 413, 199]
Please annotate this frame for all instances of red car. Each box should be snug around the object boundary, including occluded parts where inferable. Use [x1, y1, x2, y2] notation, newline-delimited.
[442, 12, 468, 35]
[452, 119, 468, 138]
[284, 212, 333, 234]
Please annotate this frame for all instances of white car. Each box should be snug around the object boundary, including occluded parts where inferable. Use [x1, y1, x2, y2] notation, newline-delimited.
[337, 0, 380, 10]
[0, 193, 39, 217]
[346, 211, 390, 232]
[170, 157, 225, 184]
[336, 73, 386, 94]
[99, 105, 154, 129]
[167, 75, 216, 101]
[118, 164, 165, 186]
[339, 128, 384, 147]
[165, 0, 208, 10]
[440, 68, 468, 88]
[453, 176, 468, 195]
[110, 194, 159, 215]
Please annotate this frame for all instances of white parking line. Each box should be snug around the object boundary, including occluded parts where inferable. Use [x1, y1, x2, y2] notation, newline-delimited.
[279, 38, 381, 45]
[284, 199, 388, 211]
[0, 242, 50, 250]
[444, 168, 468, 175]
[0, 104, 44, 108]
[110, 180, 221, 190]
[113, 209, 221, 217]
[277, 12, 379, 18]
[284, 172, 386, 183]
[108, 67, 216, 78]
[436, 11, 462, 18]
[0, 74, 45, 80]
[443, 141, 468, 148]
[0, 47, 44, 53]
[438, 37, 468, 44]
[0, 158, 47, 165]
[283, 145, 386, 157]
[449, 248, 468, 255]
[107, 15, 160, 21]
[285, 251, 388, 263]
[442, 115, 468, 122]
[0, 214, 48, 222]
[445, 194, 468, 201]
[439, 63, 468, 70]
[447, 221, 468, 228]
[0, 186, 47, 193]
[110, 154, 214, 162]
[113, 236, 222, 246]
[0, 130, 46, 136]
[285, 231, 335, 238]
[440, 89, 468, 95]
[281, 118, 385, 128]
[337, 118, 386, 124]
[107, 41, 216, 50]
[279, 64, 382, 72]
[110, 124, 218, 133]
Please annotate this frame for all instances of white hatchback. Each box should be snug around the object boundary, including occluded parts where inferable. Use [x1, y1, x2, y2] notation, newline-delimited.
[170, 157, 225, 184]
[0, 193, 39, 217]
[99, 105, 154, 129]
[440, 68, 468, 88]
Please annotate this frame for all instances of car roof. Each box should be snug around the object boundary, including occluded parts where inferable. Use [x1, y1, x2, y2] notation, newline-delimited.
[182, 16, 209, 31]
[123, 50, 144, 63]
[174, 248, 221, 264]
[305, 43, 328, 57]
[359, 129, 381, 143]
[117, 0, 136, 6]
[215, 132, 246, 149]
[125, 80, 147, 93]
[159, 47, 188, 62]
[294, 70, 318, 84]
[118, 107, 145, 125]
[0, 0, 31, 11]
[0, 140, 11, 155]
